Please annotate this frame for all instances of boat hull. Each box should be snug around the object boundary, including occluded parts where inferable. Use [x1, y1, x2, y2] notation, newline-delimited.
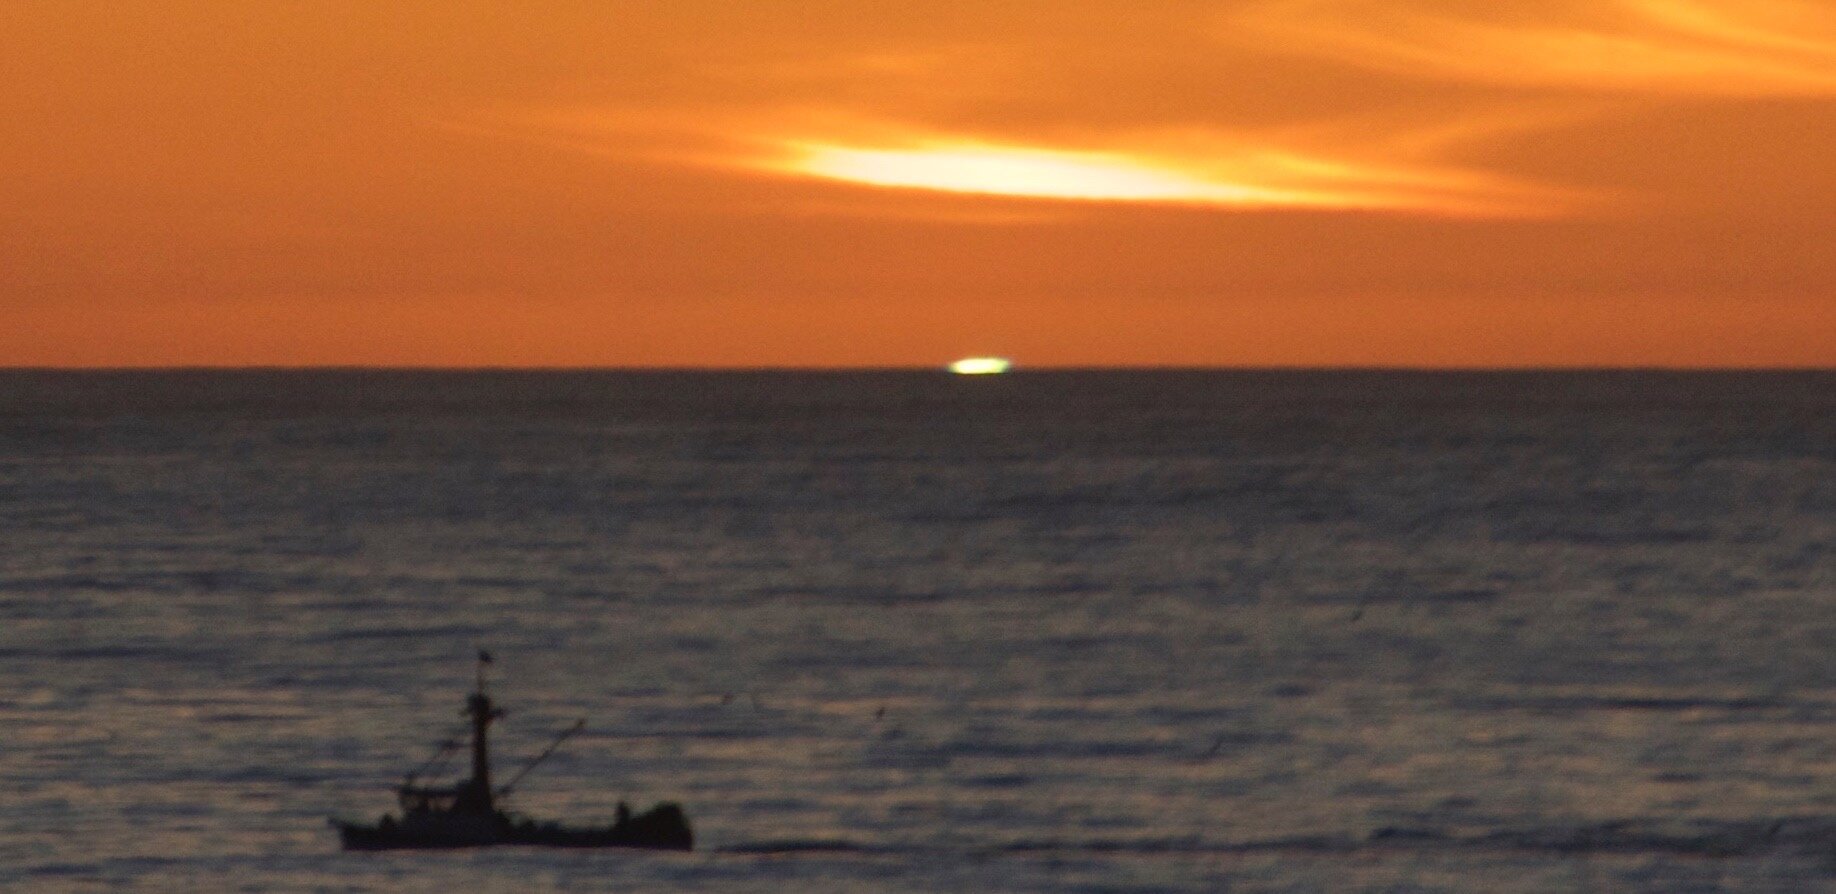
[333, 804, 693, 851]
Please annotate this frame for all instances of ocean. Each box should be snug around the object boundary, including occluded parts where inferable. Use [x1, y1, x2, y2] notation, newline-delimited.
[1, 370, 1831, 892]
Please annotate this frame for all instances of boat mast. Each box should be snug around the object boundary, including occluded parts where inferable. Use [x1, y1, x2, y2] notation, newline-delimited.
[461, 650, 503, 812]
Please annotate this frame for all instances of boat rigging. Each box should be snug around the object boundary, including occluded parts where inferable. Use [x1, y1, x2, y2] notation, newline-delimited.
[330, 652, 693, 851]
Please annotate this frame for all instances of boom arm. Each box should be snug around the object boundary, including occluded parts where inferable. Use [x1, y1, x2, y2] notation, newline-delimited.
[496, 719, 587, 797]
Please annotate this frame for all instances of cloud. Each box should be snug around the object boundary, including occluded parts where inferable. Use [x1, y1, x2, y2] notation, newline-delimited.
[486, 94, 1585, 219]
[472, 4, 1826, 218]
[761, 132, 1574, 217]
[1231, 0, 1836, 96]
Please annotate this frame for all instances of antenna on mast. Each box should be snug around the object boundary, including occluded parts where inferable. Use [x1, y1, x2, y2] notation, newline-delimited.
[476, 649, 493, 694]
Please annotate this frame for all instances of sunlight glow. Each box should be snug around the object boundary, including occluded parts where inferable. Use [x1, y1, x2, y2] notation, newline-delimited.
[512, 107, 1577, 218]
[791, 144, 1315, 206]
[950, 357, 1012, 375]
[760, 137, 1569, 217]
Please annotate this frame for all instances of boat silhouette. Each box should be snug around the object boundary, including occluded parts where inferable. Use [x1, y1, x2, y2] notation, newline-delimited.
[331, 653, 693, 850]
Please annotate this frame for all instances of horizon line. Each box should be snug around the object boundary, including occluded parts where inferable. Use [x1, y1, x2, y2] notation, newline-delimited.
[1, 364, 1830, 374]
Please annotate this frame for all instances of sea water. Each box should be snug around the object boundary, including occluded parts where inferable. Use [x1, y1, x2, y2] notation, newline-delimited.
[0, 370, 1831, 892]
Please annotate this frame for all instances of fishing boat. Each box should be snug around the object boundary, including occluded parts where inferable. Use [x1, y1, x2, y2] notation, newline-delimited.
[330, 653, 693, 851]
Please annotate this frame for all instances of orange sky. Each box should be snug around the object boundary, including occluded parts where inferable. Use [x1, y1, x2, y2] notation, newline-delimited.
[3, 1, 1832, 367]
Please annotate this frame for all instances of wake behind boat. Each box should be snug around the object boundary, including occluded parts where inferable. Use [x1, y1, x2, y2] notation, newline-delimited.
[330, 653, 693, 851]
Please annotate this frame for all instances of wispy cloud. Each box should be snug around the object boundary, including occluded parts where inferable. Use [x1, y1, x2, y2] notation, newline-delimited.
[476, 103, 1582, 219]
[763, 132, 1572, 217]
[450, 1, 1836, 220]
[1233, 0, 1836, 95]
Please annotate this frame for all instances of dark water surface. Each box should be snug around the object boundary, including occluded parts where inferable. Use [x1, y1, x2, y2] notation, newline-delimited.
[2, 370, 1833, 892]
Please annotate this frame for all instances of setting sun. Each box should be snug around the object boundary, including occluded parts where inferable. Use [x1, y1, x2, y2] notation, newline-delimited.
[949, 356, 1013, 374]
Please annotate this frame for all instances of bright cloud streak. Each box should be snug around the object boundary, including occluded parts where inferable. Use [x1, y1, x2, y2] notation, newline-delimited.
[509, 104, 1579, 217]
[790, 144, 1309, 205]
[767, 138, 1570, 217]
